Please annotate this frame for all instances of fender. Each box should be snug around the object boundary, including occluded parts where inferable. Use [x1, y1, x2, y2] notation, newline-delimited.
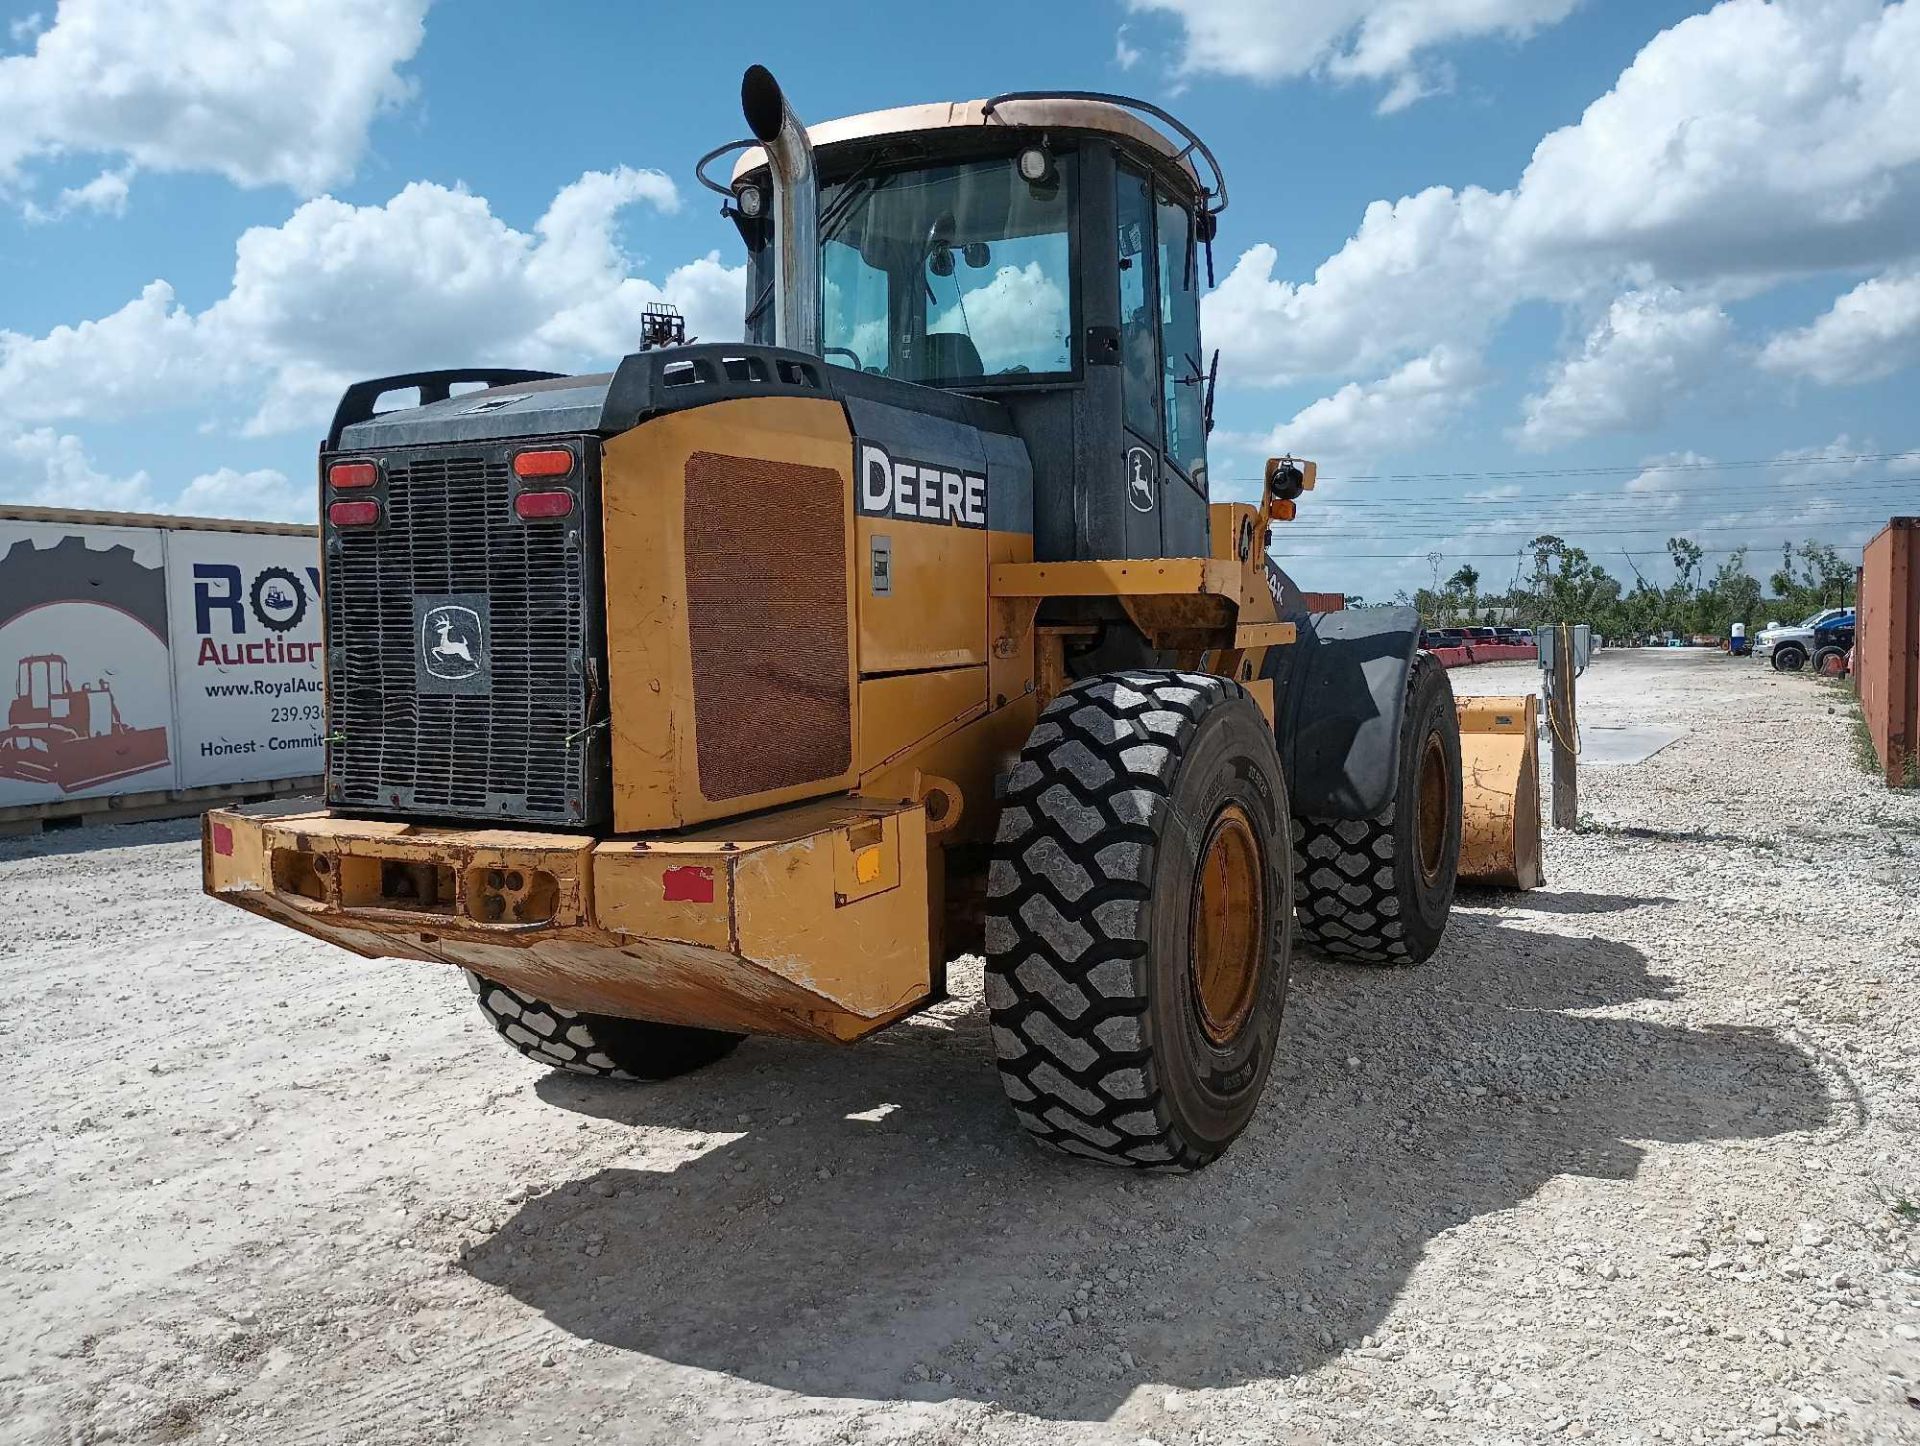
[1261, 563, 1420, 819]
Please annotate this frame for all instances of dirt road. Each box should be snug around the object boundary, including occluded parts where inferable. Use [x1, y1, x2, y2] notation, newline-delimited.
[3, 649, 1916, 1445]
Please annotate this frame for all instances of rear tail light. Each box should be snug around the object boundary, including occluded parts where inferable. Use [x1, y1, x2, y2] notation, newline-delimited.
[512, 448, 575, 480]
[513, 490, 574, 520]
[328, 460, 378, 489]
[329, 499, 380, 527]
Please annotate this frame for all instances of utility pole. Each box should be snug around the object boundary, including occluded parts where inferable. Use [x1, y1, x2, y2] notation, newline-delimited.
[1549, 624, 1578, 830]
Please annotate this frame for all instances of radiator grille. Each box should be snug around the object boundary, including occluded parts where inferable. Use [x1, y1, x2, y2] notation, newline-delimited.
[684, 451, 850, 801]
[324, 442, 599, 825]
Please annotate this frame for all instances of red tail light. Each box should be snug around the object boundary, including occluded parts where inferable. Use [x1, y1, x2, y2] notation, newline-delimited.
[328, 460, 378, 489]
[512, 448, 575, 480]
[329, 499, 380, 527]
[513, 490, 574, 520]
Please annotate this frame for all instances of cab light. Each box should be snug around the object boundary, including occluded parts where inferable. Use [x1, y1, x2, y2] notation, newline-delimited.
[329, 499, 380, 527]
[328, 460, 378, 489]
[512, 448, 575, 480]
[514, 490, 574, 520]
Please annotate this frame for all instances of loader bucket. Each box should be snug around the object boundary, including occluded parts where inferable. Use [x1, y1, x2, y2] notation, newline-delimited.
[1454, 694, 1544, 890]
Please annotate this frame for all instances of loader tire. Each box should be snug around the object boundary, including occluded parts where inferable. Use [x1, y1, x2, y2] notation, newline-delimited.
[466, 972, 742, 1080]
[1771, 642, 1807, 672]
[1291, 651, 1461, 966]
[985, 671, 1292, 1171]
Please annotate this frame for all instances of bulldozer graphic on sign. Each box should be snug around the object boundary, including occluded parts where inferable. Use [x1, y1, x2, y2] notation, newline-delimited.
[0, 654, 169, 793]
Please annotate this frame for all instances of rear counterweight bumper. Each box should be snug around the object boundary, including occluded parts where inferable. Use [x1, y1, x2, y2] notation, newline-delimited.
[203, 798, 932, 1043]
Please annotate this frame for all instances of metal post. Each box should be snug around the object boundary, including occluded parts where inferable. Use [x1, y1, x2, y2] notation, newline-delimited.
[1550, 623, 1578, 829]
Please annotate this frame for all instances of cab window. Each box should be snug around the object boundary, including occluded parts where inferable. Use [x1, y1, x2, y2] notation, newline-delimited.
[1116, 166, 1159, 444]
[1156, 192, 1205, 483]
[819, 154, 1077, 383]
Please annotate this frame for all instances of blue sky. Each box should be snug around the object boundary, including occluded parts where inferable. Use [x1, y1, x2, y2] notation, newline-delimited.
[3, 0, 1916, 597]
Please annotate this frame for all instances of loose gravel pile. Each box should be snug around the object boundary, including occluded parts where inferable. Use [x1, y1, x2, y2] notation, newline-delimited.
[1, 649, 1915, 1445]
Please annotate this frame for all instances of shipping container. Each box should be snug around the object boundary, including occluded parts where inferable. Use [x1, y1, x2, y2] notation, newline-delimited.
[1855, 517, 1919, 788]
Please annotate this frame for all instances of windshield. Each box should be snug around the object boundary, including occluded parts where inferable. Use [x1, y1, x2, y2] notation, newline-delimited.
[820, 153, 1077, 385]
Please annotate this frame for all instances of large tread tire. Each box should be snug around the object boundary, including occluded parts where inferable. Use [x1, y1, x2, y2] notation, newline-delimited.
[466, 972, 743, 1080]
[1771, 644, 1807, 672]
[985, 670, 1292, 1171]
[1292, 652, 1461, 967]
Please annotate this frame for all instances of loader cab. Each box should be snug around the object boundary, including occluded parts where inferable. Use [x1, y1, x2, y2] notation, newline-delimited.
[725, 93, 1225, 563]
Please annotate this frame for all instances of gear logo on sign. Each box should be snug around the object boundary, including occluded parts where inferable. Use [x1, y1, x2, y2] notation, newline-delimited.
[1126, 447, 1157, 513]
[249, 567, 308, 633]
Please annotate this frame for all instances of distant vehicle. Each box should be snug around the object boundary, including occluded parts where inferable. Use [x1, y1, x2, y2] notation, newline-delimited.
[1421, 628, 1467, 650]
[1811, 611, 1857, 675]
[1464, 626, 1500, 643]
[1495, 627, 1534, 646]
[1756, 607, 1854, 672]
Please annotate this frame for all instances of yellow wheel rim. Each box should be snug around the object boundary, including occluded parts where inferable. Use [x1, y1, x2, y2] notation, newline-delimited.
[1190, 803, 1264, 1045]
[1415, 731, 1449, 886]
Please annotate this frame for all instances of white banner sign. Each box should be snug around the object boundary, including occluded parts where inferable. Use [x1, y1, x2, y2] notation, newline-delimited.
[166, 529, 326, 789]
[0, 515, 325, 810]
[0, 523, 180, 807]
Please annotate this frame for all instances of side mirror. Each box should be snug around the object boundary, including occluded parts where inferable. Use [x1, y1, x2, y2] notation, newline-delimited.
[1203, 349, 1219, 436]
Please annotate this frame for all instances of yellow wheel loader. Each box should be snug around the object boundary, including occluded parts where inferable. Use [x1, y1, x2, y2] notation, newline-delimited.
[204, 67, 1472, 1170]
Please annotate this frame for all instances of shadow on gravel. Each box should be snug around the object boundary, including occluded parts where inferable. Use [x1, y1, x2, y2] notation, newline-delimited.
[0, 815, 201, 862]
[462, 918, 1829, 1422]
[1456, 888, 1676, 915]
[1574, 822, 1774, 850]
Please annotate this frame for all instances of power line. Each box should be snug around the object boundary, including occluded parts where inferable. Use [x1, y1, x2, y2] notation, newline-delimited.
[1273, 517, 1894, 541]
[1272, 539, 1870, 561]
[1263, 474, 1920, 511]
[1228, 448, 1920, 487]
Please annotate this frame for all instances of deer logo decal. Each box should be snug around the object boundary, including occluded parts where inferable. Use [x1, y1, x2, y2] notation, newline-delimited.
[419, 604, 484, 681]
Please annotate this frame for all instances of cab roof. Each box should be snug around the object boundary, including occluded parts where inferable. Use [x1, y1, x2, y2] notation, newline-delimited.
[731, 97, 1206, 198]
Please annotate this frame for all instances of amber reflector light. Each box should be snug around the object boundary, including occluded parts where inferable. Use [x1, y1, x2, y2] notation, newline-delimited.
[512, 449, 574, 479]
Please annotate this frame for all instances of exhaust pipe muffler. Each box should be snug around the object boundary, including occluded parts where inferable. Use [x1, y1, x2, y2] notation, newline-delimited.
[740, 65, 820, 357]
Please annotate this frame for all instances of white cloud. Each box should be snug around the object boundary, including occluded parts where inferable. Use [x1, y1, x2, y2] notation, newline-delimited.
[1207, 0, 1920, 398]
[0, 281, 213, 422]
[0, 0, 428, 202]
[1234, 345, 1485, 464]
[0, 421, 151, 511]
[173, 466, 308, 522]
[21, 165, 133, 222]
[1115, 24, 1142, 70]
[1128, 0, 1579, 110]
[1758, 267, 1920, 385]
[1516, 290, 1733, 448]
[0, 168, 744, 439]
[0, 421, 304, 521]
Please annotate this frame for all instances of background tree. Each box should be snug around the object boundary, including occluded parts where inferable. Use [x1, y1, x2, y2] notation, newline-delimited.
[1447, 563, 1480, 625]
[1768, 542, 1855, 620]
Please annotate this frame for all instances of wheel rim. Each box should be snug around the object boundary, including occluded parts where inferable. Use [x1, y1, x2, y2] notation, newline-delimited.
[1190, 803, 1264, 1045]
[1415, 731, 1450, 887]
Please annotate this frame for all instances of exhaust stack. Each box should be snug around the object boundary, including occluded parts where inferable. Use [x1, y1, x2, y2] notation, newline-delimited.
[740, 65, 820, 356]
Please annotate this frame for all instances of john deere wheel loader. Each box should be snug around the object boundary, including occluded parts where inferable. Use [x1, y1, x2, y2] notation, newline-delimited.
[204, 67, 1467, 1170]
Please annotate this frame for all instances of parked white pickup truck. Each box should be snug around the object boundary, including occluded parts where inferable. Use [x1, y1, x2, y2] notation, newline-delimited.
[1754, 607, 1852, 672]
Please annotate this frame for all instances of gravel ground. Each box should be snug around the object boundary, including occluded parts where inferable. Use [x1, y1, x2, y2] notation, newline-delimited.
[2, 648, 1916, 1446]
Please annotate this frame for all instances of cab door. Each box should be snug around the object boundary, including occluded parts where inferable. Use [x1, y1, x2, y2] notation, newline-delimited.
[1115, 165, 1210, 558]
